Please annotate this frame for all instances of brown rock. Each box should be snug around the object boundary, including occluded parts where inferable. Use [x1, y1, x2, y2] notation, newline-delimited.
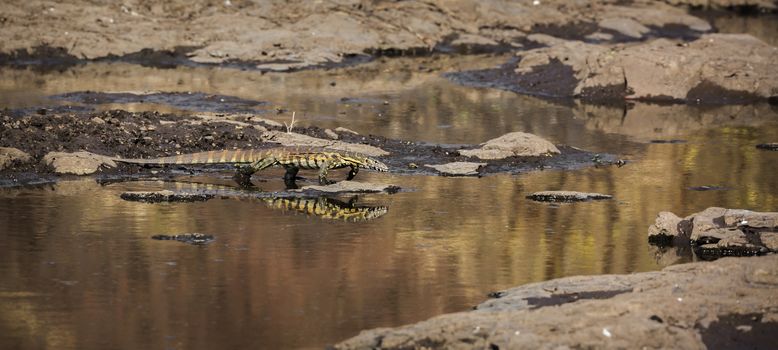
[648, 211, 691, 244]
[0, 147, 31, 170]
[460, 132, 560, 160]
[41, 151, 116, 175]
[424, 162, 486, 176]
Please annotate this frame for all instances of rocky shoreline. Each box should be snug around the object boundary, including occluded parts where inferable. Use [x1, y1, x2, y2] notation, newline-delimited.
[334, 254, 778, 349]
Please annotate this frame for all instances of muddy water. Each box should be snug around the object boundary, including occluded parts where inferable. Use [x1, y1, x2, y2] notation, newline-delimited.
[1, 57, 778, 349]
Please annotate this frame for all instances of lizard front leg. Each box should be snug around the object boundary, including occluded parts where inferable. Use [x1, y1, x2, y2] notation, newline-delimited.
[346, 165, 359, 181]
[318, 162, 334, 185]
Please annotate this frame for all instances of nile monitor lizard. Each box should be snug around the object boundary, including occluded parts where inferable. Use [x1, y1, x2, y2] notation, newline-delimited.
[113, 147, 389, 186]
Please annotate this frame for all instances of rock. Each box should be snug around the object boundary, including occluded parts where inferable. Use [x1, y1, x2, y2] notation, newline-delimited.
[0, 147, 31, 170]
[335, 255, 778, 350]
[459, 132, 560, 160]
[41, 151, 116, 175]
[650, 207, 778, 258]
[598, 17, 650, 39]
[756, 143, 778, 150]
[335, 127, 359, 135]
[120, 190, 215, 203]
[151, 233, 215, 245]
[261, 131, 389, 157]
[526, 191, 612, 202]
[512, 34, 778, 103]
[324, 128, 339, 140]
[722, 209, 778, 228]
[424, 162, 486, 176]
[291, 181, 400, 194]
[688, 207, 728, 242]
[648, 211, 691, 244]
[761, 232, 778, 251]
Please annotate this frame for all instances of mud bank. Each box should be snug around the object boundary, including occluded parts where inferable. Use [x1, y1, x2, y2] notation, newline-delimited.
[0, 109, 612, 186]
[334, 254, 778, 349]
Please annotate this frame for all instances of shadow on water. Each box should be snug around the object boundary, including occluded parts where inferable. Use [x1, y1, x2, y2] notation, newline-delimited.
[0, 55, 778, 349]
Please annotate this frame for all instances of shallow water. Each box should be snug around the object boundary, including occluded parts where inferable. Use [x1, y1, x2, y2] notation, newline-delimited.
[1, 56, 778, 349]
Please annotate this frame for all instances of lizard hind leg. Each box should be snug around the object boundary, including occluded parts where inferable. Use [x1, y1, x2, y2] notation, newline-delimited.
[283, 166, 300, 189]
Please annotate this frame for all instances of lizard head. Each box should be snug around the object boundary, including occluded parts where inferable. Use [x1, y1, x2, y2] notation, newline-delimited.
[362, 157, 389, 172]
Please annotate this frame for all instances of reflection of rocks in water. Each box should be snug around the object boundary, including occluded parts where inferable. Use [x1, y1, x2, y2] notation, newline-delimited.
[649, 245, 693, 267]
[151, 233, 215, 245]
[576, 102, 778, 142]
[262, 196, 388, 222]
[648, 207, 778, 260]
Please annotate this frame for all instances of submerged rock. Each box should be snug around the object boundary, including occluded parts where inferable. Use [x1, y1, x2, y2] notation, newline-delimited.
[0, 147, 31, 170]
[120, 190, 215, 203]
[756, 143, 778, 151]
[424, 162, 486, 176]
[526, 191, 612, 202]
[151, 233, 215, 245]
[335, 255, 778, 350]
[648, 207, 778, 259]
[292, 181, 400, 194]
[459, 132, 560, 160]
[41, 151, 116, 175]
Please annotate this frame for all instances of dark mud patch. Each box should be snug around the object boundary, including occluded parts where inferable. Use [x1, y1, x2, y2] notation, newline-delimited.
[151, 233, 215, 245]
[524, 290, 631, 310]
[52, 91, 270, 114]
[0, 45, 82, 73]
[699, 313, 778, 350]
[686, 80, 764, 105]
[120, 190, 215, 203]
[445, 58, 578, 104]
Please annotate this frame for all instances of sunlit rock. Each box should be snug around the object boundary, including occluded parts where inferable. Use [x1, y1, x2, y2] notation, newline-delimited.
[42, 151, 116, 175]
[460, 132, 560, 160]
[424, 162, 486, 176]
[0, 147, 31, 170]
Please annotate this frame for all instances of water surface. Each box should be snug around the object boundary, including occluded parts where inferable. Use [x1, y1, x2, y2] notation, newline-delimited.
[1, 56, 777, 349]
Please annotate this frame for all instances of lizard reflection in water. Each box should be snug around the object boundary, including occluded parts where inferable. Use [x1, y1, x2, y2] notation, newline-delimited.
[261, 196, 388, 222]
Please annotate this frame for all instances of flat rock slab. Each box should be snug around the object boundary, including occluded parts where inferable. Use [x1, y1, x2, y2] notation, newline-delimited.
[151, 233, 214, 245]
[261, 131, 389, 157]
[459, 132, 560, 160]
[42, 151, 116, 175]
[120, 190, 215, 203]
[424, 162, 486, 176]
[335, 255, 778, 350]
[0, 147, 31, 170]
[290, 181, 400, 195]
[756, 143, 778, 151]
[527, 191, 612, 202]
